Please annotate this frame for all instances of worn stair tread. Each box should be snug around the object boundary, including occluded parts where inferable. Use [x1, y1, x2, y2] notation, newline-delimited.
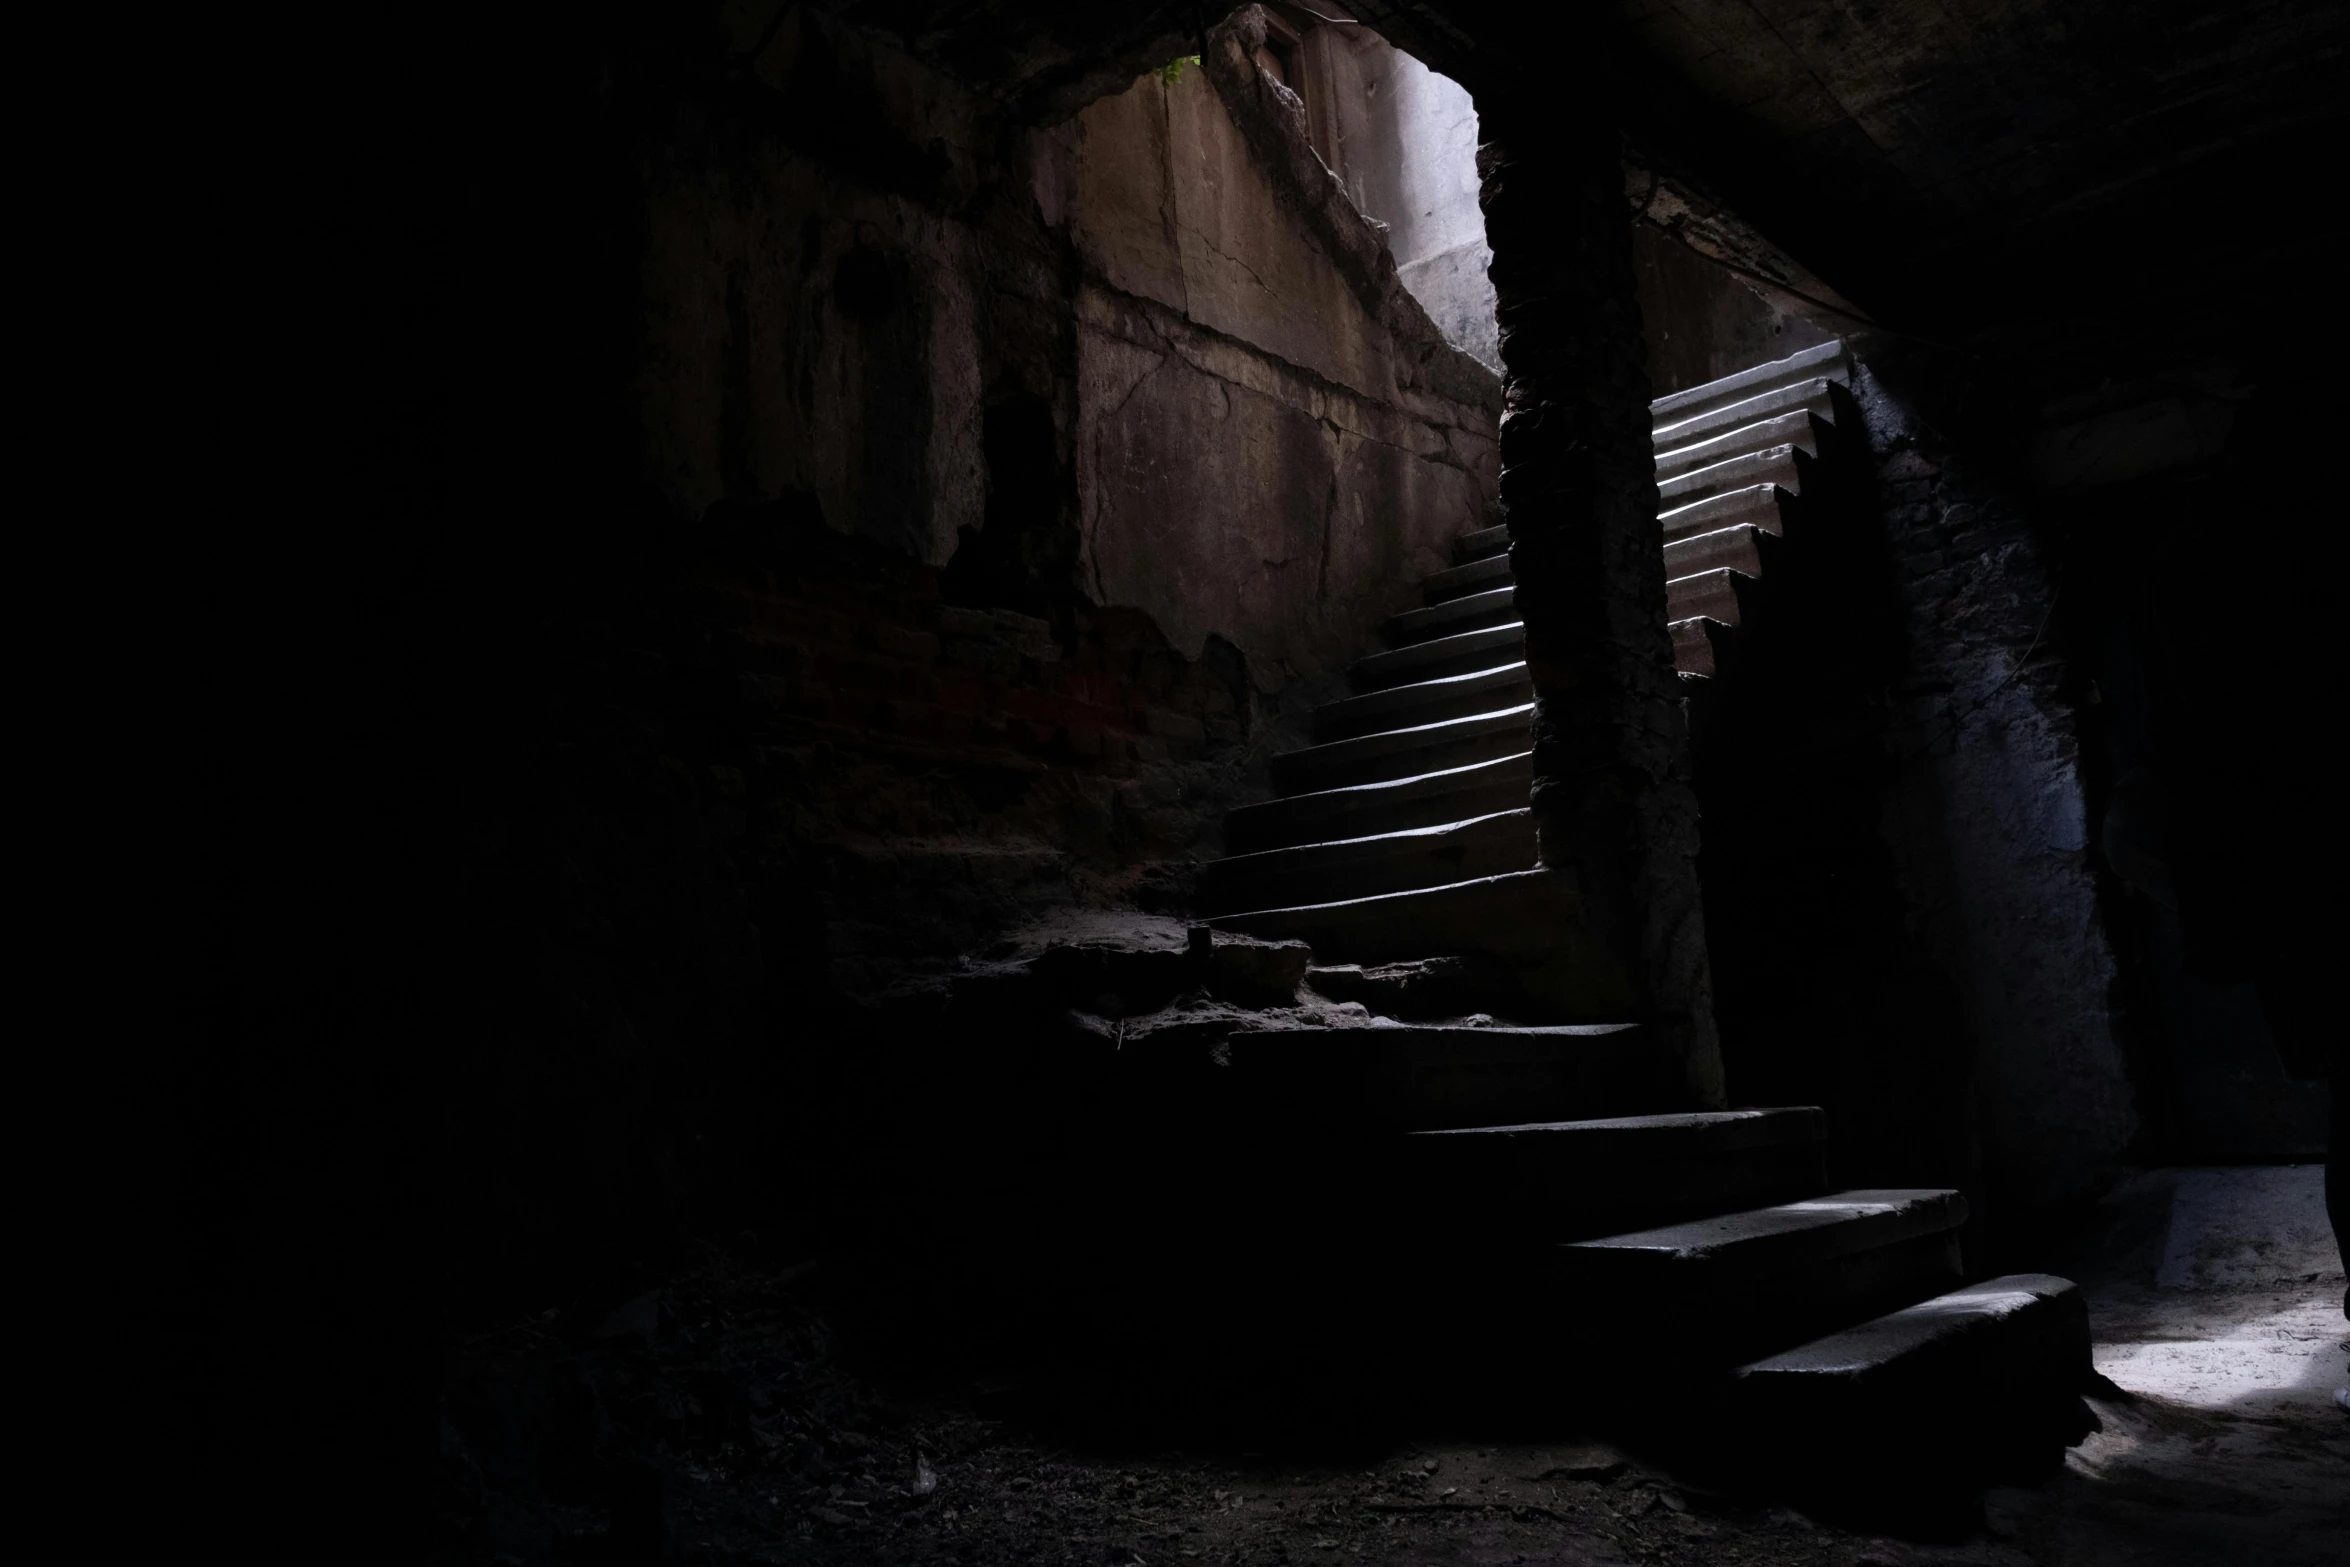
[1718, 1270, 2098, 1488]
[1387, 585, 1517, 645]
[1560, 1189, 1966, 1274]
[1651, 339, 1847, 423]
[1454, 523, 1510, 563]
[1211, 867, 1585, 964]
[1351, 622, 1525, 692]
[1273, 703, 1533, 794]
[1661, 523, 1768, 580]
[1659, 482, 1786, 542]
[1200, 809, 1535, 910]
[1735, 1273, 2082, 1385]
[1313, 661, 1533, 742]
[1423, 552, 1516, 603]
[1652, 377, 1836, 454]
[1401, 1107, 1833, 1240]
[1413, 1106, 1826, 1153]
[1223, 750, 1534, 853]
[1657, 443, 1804, 508]
[1202, 1017, 1656, 1132]
[1665, 567, 1756, 626]
[1655, 408, 1830, 482]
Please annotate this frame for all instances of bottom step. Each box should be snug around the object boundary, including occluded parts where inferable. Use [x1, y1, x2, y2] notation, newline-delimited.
[1728, 1273, 2096, 1490]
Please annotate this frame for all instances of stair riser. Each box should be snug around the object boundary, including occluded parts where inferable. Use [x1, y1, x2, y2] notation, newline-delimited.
[1671, 616, 1730, 677]
[1653, 378, 1836, 453]
[1386, 586, 1516, 645]
[1403, 1142, 1831, 1243]
[1351, 625, 1526, 693]
[1661, 483, 1786, 543]
[1223, 757, 1533, 855]
[1655, 408, 1829, 483]
[1423, 553, 1515, 603]
[1453, 524, 1510, 564]
[1666, 569, 1753, 625]
[1199, 812, 1538, 916]
[1196, 1026, 1665, 1135]
[1662, 525, 1766, 580]
[1558, 1229, 1967, 1368]
[1314, 665, 1533, 742]
[1658, 445, 1804, 509]
[1273, 715, 1531, 797]
[1214, 869, 1586, 968]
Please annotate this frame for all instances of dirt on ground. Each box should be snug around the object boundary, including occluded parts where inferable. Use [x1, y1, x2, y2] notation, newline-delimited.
[434, 1238, 2348, 1567]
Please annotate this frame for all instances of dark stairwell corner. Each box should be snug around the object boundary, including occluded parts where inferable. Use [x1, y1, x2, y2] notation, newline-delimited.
[161, 2, 2347, 1563]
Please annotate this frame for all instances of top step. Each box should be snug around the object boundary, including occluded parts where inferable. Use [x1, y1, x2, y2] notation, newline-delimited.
[1650, 340, 1848, 429]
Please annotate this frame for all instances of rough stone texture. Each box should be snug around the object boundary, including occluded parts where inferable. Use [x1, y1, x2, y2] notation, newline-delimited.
[617, 8, 1513, 1012]
[1036, 16, 1502, 695]
[1627, 236, 2136, 1220]
[1190, 927, 1314, 1007]
[1852, 359, 2138, 1212]
[1476, 122, 1723, 1106]
[683, 502, 1290, 1002]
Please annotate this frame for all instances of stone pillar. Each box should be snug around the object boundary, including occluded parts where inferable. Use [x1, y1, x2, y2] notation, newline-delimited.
[1477, 124, 1724, 1107]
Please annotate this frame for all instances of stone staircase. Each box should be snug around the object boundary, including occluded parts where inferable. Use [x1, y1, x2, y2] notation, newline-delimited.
[1140, 340, 2093, 1494]
[1196, 339, 1856, 1000]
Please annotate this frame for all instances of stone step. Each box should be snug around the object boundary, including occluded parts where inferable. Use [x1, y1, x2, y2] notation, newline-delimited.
[1665, 567, 1758, 626]
[1661, 523, 1768, 580]
[1422, 552, 1515, 603]
[1403, 1106, 1829, 1240]
[1210, 866, 1587, 968]
[1727, 1273, 2094, 1488]
[1194, 1018, 1660, 1133]
[1386, 584, 1516, 645]
[1652, 377, 1836, 456]
[1350, 622, 1525, 693]
[1657, 443, 1805, 509]
[1655, 407, 1831, 483]
[1551, 1189, 1968, 1357]
[1222, 751, 1533, 855]
[1313, 662, 1533, 743]
[1196, 809, 1536, 916]
[1272, 703, 1533, 796]
[1650, 339, 1847, 428]
[1670, 616, 1734, 678]
[1659, 481, 1787, 543]
[1454, 523, 1510, 563]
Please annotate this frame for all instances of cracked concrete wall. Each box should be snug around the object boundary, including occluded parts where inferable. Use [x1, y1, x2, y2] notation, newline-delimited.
[1303, 27, 1500, 375]
[1051, 61, 1500, 702]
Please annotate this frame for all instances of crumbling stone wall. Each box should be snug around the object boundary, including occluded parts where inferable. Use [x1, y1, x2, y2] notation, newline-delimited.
[195, 0, 1505, 1373]
[1855, 363, 2136, 1211]
[624, 6, 1499, 1003]
[1041, 41, 1498, 699]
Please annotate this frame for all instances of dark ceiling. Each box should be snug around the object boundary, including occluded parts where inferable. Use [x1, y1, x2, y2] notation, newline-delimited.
[839, 1, 2346, 398]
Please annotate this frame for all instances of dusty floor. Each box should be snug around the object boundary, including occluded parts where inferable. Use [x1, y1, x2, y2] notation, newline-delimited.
[1980, 1166, 2348, 1566]
[438, 1168, 2348, 1565]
